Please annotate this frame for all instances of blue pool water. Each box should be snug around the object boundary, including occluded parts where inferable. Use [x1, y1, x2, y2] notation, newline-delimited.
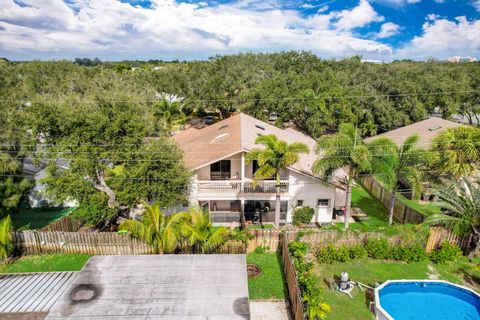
[378, 281, 480, 320]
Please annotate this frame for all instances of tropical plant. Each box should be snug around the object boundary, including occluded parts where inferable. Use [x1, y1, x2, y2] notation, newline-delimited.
[424, 177, 480, 257]
[0, 215, 13, 260]
[120, 203, 187, 253]
[246, 134, 309, 229]
[180, 208, 229, 253]
[154, 98, 186, 136]
[368, 134, 428, 225]
[431, 127, 480, 179]
[304, 293, 331, 320]
[313, 123, 371, 229]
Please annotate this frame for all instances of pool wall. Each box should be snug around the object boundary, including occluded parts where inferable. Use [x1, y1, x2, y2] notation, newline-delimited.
[374, 280, 480, 320]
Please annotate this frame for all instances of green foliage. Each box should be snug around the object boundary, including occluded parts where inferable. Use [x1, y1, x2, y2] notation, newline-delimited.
[180, 208, 229, 253]
[431, 127, 480, 179]
[348, 244, 368, 259]
[72, 194, 116, 227]
[120, 203, 187, 254]
[289, 241, 308, 258]
[429, 241, 463, 264]
[247, 253, 287, 300]
[253, 245, 269, 254]
[304, 294, 331, 320]
[293, 206, 315, 226]
[388, 244, 427, 263]
[364, 238, 390, 259]
[0, 215, 13, 260]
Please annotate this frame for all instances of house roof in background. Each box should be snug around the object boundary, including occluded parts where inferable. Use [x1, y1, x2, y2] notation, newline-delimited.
[364, 117, 464, 148]
[172, 113, 318, 177]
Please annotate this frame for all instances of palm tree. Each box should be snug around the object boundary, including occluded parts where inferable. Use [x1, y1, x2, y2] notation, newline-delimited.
[304, 294, 331, 320]
[431, 126, 480, 179]
[154, 99, 186, 136]
[120, 203, 187, 253]
[180, 208, 230, 253]
[368, 134, 428, 225]
[246, 134, 309, 229]
[313, 123, 371, 230]
[0, 215, 13, 260]
[424, 177, 480, 257]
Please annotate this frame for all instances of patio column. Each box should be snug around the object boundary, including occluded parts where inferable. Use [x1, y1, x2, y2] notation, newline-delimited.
[241, 152, 245, 191]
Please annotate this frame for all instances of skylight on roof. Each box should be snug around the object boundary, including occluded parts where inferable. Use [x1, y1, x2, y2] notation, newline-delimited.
[428, 126, 442, 131]
[211, 133, 229, 143]
[218, 125, 229, 130]
[255, 124, 265, 130]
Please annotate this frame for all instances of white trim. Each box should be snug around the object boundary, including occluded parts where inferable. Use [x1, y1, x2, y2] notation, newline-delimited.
[192, 150, 244, 171]
[374, 279, 480, 320]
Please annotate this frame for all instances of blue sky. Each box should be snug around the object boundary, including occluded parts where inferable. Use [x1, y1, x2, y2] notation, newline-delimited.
[0, 0, 479, 61]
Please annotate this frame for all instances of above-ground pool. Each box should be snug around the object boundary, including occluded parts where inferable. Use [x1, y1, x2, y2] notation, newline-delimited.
[375, 280, 480, 320]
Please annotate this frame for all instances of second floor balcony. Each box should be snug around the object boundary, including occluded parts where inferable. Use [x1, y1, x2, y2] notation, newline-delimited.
[197, 179, 289, 194]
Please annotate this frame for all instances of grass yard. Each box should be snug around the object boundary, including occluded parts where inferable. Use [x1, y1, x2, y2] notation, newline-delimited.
[10, 207, 75, 230]
[329, 184, 389, 232]
[0, 254, 91, 273]
[314, 257, 480, 320]
[247, 253, 287, 300]
[397, 194, 442, 216]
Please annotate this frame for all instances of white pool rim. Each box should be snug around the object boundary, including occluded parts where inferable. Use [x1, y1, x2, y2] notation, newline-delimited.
[374, 279, 480, 320]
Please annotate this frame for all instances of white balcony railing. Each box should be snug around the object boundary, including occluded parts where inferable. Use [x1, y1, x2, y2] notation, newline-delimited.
[197, 180, 289, 194]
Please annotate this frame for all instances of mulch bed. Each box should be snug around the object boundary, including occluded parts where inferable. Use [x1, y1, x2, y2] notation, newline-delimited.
[247, 264, 262, 278]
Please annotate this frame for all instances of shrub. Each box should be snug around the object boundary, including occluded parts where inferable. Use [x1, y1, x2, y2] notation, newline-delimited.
[253, 245, 269, 254]
[388, 244, 427, 263]
[429, 241, 462, 264]
[316, 244, 338, 264]
[0, 215, 13, 260]
[365, 238, 389, 259]
[289, 241, 308, 258]
[349, 244, 368, 259]
[336, 245, 350, 262]
[292, 206, 315, 226]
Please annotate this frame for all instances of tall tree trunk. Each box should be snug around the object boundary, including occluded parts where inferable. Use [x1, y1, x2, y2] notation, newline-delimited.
[93, 169, 118, 209]
[344, 179, 352, 230]
[239, 202, 246, 230]
[468, 229, 480, 258]
[388, 187, 397, 225]
[274, 172, 281, 229]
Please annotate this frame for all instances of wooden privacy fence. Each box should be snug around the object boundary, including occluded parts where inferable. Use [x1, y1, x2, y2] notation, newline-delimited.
[281, 238, 305, 320]
[40, 215, 83, 232]
[359, 176, 425, 224]
[425, 227, 475, 253]
[14, 231, 155, 255]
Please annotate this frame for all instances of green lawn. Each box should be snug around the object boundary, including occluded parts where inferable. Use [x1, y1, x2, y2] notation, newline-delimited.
[247, 253, 287, 300]
[314, 257, 480, 320]
[397, 194, 442, 216]
[10, 207, 75, 230]
[329, 184, 389, 232]
[0, 254, 92, 273]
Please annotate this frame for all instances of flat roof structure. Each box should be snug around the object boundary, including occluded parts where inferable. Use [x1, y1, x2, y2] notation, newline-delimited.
[45, 255, 250, 320]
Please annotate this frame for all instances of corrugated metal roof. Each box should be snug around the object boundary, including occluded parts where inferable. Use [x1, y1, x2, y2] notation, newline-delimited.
[0, 272, 78, 314]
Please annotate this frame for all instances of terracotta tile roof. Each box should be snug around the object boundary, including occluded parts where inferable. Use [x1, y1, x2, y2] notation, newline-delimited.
[172, 113, 318, 176]
[364, 117, 464, 148]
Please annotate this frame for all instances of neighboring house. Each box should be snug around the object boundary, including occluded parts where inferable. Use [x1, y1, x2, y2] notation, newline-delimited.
[172, 113, 345, 226]
[22, 158, 77, 208]
[364, 117, 464, 148]
[447, 56, 477, 63]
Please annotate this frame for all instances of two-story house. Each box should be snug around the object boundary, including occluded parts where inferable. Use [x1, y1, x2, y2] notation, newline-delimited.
[173, 113, 345, 226]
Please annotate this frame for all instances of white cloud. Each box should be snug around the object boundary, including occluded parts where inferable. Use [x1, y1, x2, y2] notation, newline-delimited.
[0, 0, 393, 59]
[334, 0, 384, 30]
[472, 0, 480, 12]
[373, 0, 421, 6]
[399, 16, 480, 59]
[376, 22, 400, 38]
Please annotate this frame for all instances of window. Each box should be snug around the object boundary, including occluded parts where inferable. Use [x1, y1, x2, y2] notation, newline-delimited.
[296, 200, 304, 207]
[210, 160, 231, 180]
[252, 160, 259, 176]
[317, 199, 330, 207]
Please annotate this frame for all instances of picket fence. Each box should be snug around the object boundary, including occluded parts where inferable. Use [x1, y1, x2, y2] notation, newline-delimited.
[40, 215, 83, 232]
[359, 176, 425, 224]
[425, 227, 475, 253]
